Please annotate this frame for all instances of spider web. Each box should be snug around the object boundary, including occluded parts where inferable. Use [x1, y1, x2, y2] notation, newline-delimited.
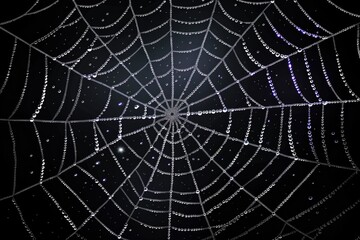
[0, 0, 360, 239]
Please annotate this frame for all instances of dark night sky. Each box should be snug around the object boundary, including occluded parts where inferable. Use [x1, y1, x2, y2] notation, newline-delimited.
[0, 0, 360, 239]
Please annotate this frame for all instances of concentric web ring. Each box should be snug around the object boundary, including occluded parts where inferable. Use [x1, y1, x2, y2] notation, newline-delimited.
[0, 0, 360, 239]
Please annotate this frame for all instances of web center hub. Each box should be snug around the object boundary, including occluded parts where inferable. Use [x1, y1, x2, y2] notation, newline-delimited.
[165, 107, 179, 122]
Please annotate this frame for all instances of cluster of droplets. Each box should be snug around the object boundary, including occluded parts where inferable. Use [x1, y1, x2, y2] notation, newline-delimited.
[57, 28, 90, 61]
[225, 112, 232, 134]
[313, 198, 360, 238]
[136, 0, 167, 17]
[30, 57, 48, 122]
[317, 44, 341, 100]
[307, 106, 320, 162]
[320, 105, 331, 164]
[287, 58, 309, 103]
[173, 0, 214, 10]
[118, 118, 123, 139]
[167, 125, 175, 240]
[264, 14, 300, 51]
[93, 122, 100, 152]
[357, 25, 360, 59]
[242, 40, 266, 68]
[237, 111, 268, 175]
[303, 51, 322, 102]
[173, 18, 209, 26]
[0, 39, 17, 95]
[288, 173, 356, 223]
[266, 69, 282, 104]
[287, 107, 298, 160]
[253, 25, 288, 59]
[218, 1, 252, 25]
[273, 3, 326, 39]
[41, 185, 77, 230]
[58, 177, 97, 231]
[93, 6, 130, 30]
[100, 18, 134, 39]
[32, 9, 77, 45]
[173, 29, 207, 36]
[32, 122, 46, 184]
[340, 104, 357, 169]
[12, 199, 36, 239]
[326, 0, 360, 18]
[333, 38, 360, 100]
[294, 0, 332, 35]
[243, 110, 253, 145]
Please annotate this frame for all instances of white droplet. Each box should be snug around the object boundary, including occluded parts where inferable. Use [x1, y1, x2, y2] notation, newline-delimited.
[118, 146, 125, 153]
